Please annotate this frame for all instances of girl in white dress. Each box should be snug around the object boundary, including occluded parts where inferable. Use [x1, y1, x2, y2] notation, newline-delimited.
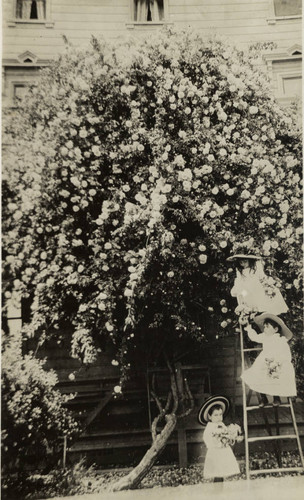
[202, 404, 241, 481]
[241, 313, 297, 406]
[227, 254, 288, 316]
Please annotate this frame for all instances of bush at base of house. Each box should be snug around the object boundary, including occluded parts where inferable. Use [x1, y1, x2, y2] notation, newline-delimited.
[1, 333, 80, 475]
[1, 461, 93, 500]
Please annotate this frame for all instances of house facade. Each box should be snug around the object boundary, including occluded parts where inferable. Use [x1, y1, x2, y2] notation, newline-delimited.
[3, 1, 303, 467]
[2, 0, 302, 106]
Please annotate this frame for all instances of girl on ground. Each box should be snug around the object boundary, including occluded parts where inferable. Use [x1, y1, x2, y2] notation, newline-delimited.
[241, 313, 297, 406]
[198, 396, 242, 482]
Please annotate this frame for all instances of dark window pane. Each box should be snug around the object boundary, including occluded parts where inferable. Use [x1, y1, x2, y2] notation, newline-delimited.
[274, 0, 302, 16]
[30, 1, 38, 19]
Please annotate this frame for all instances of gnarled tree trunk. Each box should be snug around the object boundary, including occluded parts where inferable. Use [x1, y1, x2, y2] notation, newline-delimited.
[109, 359, 194, 492]
[109, 412, 177, 492]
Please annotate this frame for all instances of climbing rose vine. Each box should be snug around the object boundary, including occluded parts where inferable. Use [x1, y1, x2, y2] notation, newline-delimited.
[2, 29, 302, 387]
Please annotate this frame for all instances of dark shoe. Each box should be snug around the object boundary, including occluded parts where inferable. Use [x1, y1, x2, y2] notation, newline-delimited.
[273, 396, 281, 407]
[259, 394, 268, 407]
[214, 477, 224, 482]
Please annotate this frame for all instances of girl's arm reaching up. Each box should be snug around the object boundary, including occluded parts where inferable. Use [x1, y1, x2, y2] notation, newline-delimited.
[244, 324, 264, 344]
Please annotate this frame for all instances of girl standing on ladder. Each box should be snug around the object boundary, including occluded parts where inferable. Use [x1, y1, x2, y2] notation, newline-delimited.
[227, 252, 288, 320]
[241, 313, 297, 407]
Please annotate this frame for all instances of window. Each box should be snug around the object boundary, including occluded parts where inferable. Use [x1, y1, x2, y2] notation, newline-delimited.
[5, 296, 22, 336]
[263, 46, 302, 107]
[8, 0, 53, 27]
[273, 0, 302, 17]
[134, 0, 165, 22]
[281, 75, 302, 97]
[16, 0, 46, 20]
[3, 70, 39, 107]
[127, 0, 170, 28]
[13, 83, 29, 99]
[267, 0, 302, 23]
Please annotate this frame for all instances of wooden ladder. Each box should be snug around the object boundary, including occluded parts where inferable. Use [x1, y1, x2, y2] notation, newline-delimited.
[239, 322, 304, 479]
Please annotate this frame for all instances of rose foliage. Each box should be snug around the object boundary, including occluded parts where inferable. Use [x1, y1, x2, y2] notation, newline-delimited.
[2, 29, 303, 389]
[1, 333, 80, 471]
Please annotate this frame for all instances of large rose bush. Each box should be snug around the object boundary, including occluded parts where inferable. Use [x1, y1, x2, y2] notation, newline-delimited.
[3, 29, 302, 390]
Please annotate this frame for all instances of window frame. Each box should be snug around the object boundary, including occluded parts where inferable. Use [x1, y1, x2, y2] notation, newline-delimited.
[2, 61, 45, 107]
[276, 71, 302, 99]
[12, 81, 30, 99]
[263, 47, 302, 106]
[5, 295, 22, 336]
[127, 0, 171, 28]
[8, 0, 54, 28]
[267, 0, 302, 24]
[8, 80, 34, 107]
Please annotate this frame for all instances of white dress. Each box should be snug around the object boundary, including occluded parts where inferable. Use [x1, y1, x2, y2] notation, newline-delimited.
[231, 263, 288, 315]
[241, 327, 297, 396]
[203, 422, 240, 478]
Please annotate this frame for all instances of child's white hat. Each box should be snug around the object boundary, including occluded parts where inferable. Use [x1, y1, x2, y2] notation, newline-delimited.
[253, 313, 293, 340]
[227, 253, 262, 262]
[198, 395, 230, 426]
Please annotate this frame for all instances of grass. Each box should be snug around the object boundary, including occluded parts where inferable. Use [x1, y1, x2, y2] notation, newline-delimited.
[2, 451, 303, 499]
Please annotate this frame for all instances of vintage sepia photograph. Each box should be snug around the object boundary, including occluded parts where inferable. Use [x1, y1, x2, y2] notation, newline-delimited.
[1, 1, 303, 499]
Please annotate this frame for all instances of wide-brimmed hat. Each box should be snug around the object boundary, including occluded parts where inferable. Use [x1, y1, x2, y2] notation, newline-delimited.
[253, 313, 293, 340]
[198, 395, 230, 426]
[227, 254, 262, 262]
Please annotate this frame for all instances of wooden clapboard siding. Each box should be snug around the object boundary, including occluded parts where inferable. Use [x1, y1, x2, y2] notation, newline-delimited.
[2, 1, 301, 107]
[20, 332, 304, 466]
[2, 1, 302, 466]
[2, 1, 301, 60]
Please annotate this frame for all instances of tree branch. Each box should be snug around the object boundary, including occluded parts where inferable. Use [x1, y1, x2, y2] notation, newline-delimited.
[178, 376, 195, 419]
[164, 390, 172, 413]
[150, 407, 165, 441]
[151, 374, 164, 413]
[165, 357, 179, 414]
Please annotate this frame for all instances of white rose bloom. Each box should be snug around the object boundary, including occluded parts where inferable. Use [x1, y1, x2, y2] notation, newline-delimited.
[199, 254, 207, 264]
[183, 181, 192, 191]
[162, 184, 172, 193]
[249, 106, 258, 114]
[241, 190, 250, 199]
[105, 322, 114, 332]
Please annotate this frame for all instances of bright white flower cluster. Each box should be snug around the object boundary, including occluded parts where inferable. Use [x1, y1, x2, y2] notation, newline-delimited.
[2, 28, 302, 376]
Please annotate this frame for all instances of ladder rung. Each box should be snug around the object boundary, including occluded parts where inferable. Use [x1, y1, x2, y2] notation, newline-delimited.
[250, 467, 304, 475]
[248, 434, 297, 442]
[239, 348, 263, 352]
[246, 403, 291, 411]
